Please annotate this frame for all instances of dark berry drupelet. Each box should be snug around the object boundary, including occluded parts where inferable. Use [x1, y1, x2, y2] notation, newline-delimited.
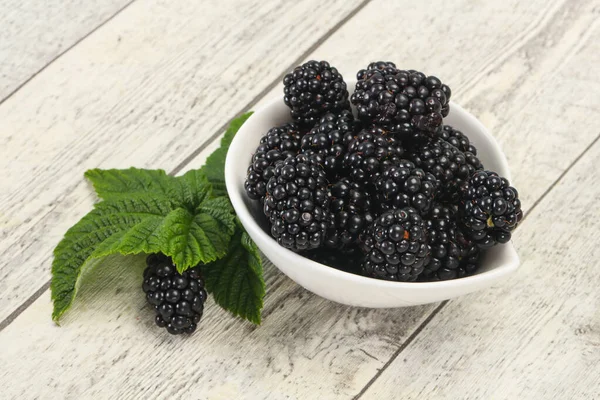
[326, 177, 374, 248]
[300, 110, 359, 179]
[359, 208, 431, 282]
[459, 170, 523, 248]
[351, 61, 451, 136]
[440, 125, 478, 155]
[283, 60, 351, 127]
[302, 246, 363, 275]
[420, 204, 480, 281]
[142, 254, 207, 335]
[263, 154, 332, 251]
[245, 122, 304, 201]
[407, 138, 482, 201]
[373, 159, 439, 215]
[343, 125, 404, 185]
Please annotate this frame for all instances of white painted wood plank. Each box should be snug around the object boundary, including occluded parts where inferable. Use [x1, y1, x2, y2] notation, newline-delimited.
[2, 0, 599, 399]
[0, 0, 131, 99]
[359, 139, 600, 400]
[0, 0, 365, 320]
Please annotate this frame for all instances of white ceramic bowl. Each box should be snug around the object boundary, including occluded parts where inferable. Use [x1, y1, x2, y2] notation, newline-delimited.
[225, 82, 519, 307]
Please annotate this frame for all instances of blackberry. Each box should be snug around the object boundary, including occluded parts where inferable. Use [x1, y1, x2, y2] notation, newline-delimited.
[440, 125, 478, 155]
[408, 138, 482, 201]
[300, 110, 359, 179]
[263, 154, 332, 251]
[359, 208, 431, 282]
[351, 61, 451, 136]
[343, 126, 404, 185]
[420, 204, 480, 281]
[373, 159, 438, 215]
[142, 254, 207, 335]
[302, 246, 363, 275]
[459, 170, 523, 248]
[245, 122, 303, 201]
[283, 60, 351, 127]
[326, 178, 374, 248]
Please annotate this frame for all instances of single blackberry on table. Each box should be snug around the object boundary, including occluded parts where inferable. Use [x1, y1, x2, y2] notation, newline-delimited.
[283, 60, 351, 127]
[245, 122, 304, 201]
[343, 125, 404, 185]
[373, 159, 438, 215]
[263, 154, 332, 251]
[351, 61, 451, 136]
[459, 170, 523, 248]
[420, 204, 480, 281]
[407, 138, 482, 201]
[440, 125, 478, 155]
[300, 110, 359, 179]
[142, 254, 207, 335]
[359, 208, 431, 282]
[326, 177, 374, 248]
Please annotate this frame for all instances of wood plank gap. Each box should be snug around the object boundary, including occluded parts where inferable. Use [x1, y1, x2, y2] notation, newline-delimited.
[170, 0, 372, 176]
[0, 280, 50, 332]
[353, 301, 449, 400]
[0, 0, 371, 332]
[523, 131, 600, 220]
[0, 0, 137, 107]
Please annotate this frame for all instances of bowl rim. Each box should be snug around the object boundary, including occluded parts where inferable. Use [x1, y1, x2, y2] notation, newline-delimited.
[225, 93, 519, 291]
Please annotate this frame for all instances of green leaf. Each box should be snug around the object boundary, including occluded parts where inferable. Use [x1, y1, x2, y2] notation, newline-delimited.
[51, 204, 153, 321]
[51, 194, 235, 321]
[172, 169, 212, 210]
[85, 167, 215, 211]
[201, 112, 253, 197]
[51, 112, 258, 324]
[203, 220, 265, 325]
[84, 168, 173, 201]
[158, 199, 235, 273]
[92, 217, 163, 257]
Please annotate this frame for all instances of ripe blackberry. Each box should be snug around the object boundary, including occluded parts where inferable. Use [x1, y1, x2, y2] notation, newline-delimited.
[373, 159, 438, 215]
[440, 125, 478, 155]
[245, 122, 303, 201]
[351, 61, 451, 136]
[300, 110, 359, 179]
[459, 171, 523, 248]
[263, 154, 332, 251]
[343, 126, 404, 185]
[283, 60, 351, 127]
[302, 246, 362, 275]
[326, 178, 374, 248]
[142, 254, 207, 335]
[408, 139, 482, 201]
[359, 208, 431, 282]
[420, 204, 480, 281]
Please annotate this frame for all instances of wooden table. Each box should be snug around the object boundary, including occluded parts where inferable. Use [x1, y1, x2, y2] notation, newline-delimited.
[1, 1, 599, 398]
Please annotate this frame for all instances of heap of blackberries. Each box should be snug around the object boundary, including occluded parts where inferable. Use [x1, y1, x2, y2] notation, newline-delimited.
[245, 60, 523, 282]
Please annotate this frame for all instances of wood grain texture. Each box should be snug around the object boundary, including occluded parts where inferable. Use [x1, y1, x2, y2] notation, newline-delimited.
[359, 137, 600, 400]
[0, 0, 132, 99]
[0, 0, 365, 321]
[2, 0, 600, 399]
